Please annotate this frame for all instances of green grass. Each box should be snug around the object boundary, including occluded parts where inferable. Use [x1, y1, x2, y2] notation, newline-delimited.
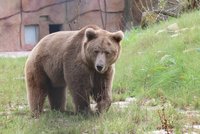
[0, 11, 200, 133]
[114, 11, 200, 109]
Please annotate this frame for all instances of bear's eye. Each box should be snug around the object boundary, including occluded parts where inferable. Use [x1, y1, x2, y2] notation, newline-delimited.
[105, 51, 110, 55]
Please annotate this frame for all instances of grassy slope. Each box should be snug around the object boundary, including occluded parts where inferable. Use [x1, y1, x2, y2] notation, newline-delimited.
[114, 11, 200, 109]
[0, 11, 200, 133]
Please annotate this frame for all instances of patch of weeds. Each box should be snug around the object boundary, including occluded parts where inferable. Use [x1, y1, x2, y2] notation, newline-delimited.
[157, 96, 174, 133]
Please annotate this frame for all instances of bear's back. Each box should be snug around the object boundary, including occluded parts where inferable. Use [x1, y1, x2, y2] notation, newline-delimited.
[34, 31, 79, 56]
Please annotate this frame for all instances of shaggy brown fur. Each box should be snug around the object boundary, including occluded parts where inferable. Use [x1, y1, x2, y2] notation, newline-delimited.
[25, 25, 124, 117]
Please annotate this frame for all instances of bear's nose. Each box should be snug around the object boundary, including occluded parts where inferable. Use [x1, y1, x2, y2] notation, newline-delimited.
[96, 65, 103, 72]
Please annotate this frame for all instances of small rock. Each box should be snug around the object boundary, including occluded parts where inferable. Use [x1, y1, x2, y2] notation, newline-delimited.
[178, 110, 200, 117]
[185, 125, 200, 130]
[14, 76, 25, 80]
[166, 23, 180, 34]
[184, 132, 198, 134]
[156, 29, 166, 35]
[90, 97, 137, 110]
[18, 105, 26, 110]
[193, 125, 200, 130]
[112, 101, 130, 108]
[144, 98, 157, 106]
[183, 48, 200, 53]
[147, 129, 172, 134]
[171, 33, 179, 37]
[179, 27, 189, 32]
[125, 97, 137, 103]
[141, 105, 161, 111]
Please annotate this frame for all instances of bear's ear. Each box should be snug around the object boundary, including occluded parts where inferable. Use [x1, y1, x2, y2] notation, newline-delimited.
[111, 31, 124, 43]
[85, 28, 97, 42]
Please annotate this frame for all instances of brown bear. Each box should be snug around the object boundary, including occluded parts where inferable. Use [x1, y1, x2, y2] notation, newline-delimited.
[25, 25, 124, 117]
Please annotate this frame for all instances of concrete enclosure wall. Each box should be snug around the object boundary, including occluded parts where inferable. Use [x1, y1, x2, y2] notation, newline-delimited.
[0, 0, 182, 51]
[0, 0, 125, 51]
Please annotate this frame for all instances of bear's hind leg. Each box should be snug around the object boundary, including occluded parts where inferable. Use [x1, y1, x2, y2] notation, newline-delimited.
[26, 72, 48, 117]
[48, 87, 66, 112]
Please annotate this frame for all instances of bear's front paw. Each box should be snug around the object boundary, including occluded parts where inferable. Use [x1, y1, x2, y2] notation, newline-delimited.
[96, 100, 111, 113]
[76, 107, 96, 116]
[31, 110, 42, 118]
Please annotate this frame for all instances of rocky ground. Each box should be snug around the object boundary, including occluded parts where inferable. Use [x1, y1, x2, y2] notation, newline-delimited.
[109, 98, 200, 134]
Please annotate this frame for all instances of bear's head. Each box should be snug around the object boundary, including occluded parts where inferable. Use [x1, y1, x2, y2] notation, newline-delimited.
[82, 27, 124, 74]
